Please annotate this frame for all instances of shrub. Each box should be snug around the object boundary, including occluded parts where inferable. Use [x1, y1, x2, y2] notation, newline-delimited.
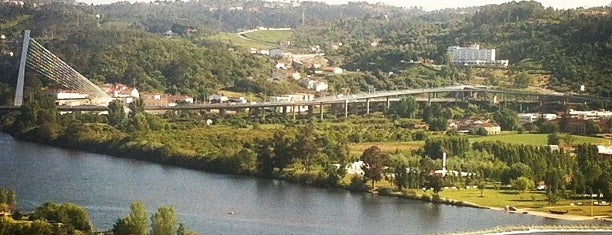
[349, 175, 367, 192]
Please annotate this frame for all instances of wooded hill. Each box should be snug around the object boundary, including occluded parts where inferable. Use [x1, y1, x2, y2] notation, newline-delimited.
[0, 0, 610, 102]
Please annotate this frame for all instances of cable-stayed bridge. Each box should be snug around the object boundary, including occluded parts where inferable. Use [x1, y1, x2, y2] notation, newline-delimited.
[13, 30, 112, 106]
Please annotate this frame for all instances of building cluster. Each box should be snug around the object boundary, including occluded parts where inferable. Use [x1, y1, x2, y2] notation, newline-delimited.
[1, 0, 24, 6]
[449, 119, 502, 135]
[50, 83, 194, 108]
[447, 44, 509, 67]
[518, 109, 612, 135]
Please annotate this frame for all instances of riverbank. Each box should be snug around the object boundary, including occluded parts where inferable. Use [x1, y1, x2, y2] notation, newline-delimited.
[380, 189, 610, 222]
[3, 129, 610, 223]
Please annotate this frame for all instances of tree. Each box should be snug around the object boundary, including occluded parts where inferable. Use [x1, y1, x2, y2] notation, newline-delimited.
[128, 112, 150, 135]
[501, 163, 533, 184]
[177, 223, 197, 235]
[129, 98, 146, 118]
[584, 120, 601, 135]
[561, 133, 576, 145]
[428, 117, 448, 131]
[547, 133, 560, 145]
[150, 205, 177, 235]
[0, 188, 16, 210]
[426, 174, 444, 195]
[108, 100, 126, 127]
[513, 72, 532, 88]
[492, 108, 518, 131]
[113, 201, 148, 235]
[31, 202, 92, 232]
[477, 181, 486, 197]
[538, 122, 559, 134]
[294, 123, 321, 173]
[360, 146, 389, 189]
[388, 96, 417, 118]
[512, 176, 535, 192]
[393, 162, 409, 190]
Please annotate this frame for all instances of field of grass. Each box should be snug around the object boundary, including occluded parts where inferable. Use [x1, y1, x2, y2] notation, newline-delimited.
[440, 188, 549, 209]
[207, 29, 293, 50]
[468, 133, 609, 146]
[207, 32, 276, 49]
[349, 141, 423, 155]
[439, 188, 612, 217]
[339, 174, 611, 218]
[243, 29, 294, 44]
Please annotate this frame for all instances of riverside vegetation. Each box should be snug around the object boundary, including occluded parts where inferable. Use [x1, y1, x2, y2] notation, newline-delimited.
[0, 188, 196, 235]
[1, 93, 610, 219]
[0, 188, 197, 235]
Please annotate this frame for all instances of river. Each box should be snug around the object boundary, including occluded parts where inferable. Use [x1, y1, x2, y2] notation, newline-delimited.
[0, 133, 601, 234]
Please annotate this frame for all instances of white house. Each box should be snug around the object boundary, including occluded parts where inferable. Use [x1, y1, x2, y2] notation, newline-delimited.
[346, 161, 364, 175]
[291, 72, 301, 80]
[305, 80, 328, 92]
[208, 94, 229, 103]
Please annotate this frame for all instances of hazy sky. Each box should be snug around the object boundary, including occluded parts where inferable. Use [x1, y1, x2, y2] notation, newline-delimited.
[78, 0, 611, 11]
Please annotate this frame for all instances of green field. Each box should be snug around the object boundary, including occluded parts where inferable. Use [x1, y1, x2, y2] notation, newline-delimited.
[207, 29, 294, 50]
[439, 188, 612, 217]
[468, 133, 609, 146]
[349, 141, 423, 155]
[243, 29, 294, 44]
[207, 32, 276, 49]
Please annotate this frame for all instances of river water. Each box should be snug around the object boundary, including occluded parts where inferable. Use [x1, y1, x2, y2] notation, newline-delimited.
[0, 133, 601, 234]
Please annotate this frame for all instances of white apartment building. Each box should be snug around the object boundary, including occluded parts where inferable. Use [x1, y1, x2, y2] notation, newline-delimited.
[447, 44, 509, 67]
[518, 113, 558, 124]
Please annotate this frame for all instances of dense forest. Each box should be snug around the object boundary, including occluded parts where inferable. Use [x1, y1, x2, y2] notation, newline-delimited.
[0, 0, 610, 102]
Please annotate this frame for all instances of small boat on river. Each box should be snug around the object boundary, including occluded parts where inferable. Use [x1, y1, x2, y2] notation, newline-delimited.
[548, 209, 568, 214]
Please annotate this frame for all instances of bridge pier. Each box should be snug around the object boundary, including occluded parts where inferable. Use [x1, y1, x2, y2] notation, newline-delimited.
[319, 102, 324, 120]
[292, 105, 296, 120]
[366, 98, 370, 115]
[262, 107, 266, 121]
[386, 97, 390, 110]
[344, 100, 349, 119]
[308, 105, 313, 117]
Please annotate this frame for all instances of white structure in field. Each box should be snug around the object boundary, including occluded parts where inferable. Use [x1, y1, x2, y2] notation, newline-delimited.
[568, 109, 612, 120]
[518, 113, 558, 124]
[50, 90, 91, 106]
[447, 44, 508, 67]
[269, 93, 315, 113]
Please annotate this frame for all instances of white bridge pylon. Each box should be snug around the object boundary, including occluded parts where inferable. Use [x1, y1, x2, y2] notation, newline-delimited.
[15, 30, 112, 106]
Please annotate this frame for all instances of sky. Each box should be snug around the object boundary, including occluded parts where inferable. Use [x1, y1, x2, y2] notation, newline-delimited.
[78, 0, 611, 11]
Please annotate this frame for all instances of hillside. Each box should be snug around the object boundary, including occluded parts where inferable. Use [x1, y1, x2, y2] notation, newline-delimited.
[0, 0, 610, 104]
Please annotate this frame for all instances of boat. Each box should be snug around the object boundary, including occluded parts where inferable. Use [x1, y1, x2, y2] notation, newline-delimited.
[548, 209, 568, 214]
